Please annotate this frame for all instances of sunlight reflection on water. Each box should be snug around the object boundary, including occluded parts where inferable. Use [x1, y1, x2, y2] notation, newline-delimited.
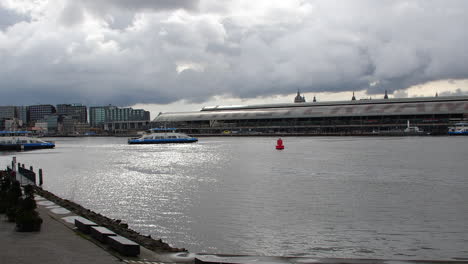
[1, 136, 468, 260]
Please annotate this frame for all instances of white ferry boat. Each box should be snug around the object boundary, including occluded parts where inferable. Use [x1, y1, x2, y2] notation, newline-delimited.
[403, 120, 425, 134]
[448, 122, 468, 135]
[0, 131, 55, 151]
[128, 128, 198, 144]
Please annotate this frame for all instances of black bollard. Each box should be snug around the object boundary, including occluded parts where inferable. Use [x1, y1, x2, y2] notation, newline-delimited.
[39, 169, 43, 186]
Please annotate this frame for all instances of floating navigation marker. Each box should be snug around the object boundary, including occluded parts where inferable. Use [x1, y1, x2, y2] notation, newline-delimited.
[276, 138, 284, 150]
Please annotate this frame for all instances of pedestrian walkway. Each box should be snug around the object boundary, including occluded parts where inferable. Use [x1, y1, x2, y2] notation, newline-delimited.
[0, 197, 120, 264]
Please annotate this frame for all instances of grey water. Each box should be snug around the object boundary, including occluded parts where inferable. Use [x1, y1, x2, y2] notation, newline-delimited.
[1, 136, 468, 260]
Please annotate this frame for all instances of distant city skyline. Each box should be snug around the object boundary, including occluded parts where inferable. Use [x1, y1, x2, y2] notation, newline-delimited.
[1, 1, 468, 116]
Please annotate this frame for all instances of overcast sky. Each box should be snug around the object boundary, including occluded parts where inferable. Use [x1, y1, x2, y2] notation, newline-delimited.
[1, 0, 467, 115]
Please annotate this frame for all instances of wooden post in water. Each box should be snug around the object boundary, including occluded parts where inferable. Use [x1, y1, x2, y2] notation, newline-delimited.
[39, 169, 43, 187]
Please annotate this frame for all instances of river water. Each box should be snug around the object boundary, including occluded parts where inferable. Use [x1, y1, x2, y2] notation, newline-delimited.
[1, 136, 468, 260]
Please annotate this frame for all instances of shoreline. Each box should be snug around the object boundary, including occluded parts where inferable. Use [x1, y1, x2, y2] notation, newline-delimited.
[44, 133, 450, 138]
[33, 186, 186, 253]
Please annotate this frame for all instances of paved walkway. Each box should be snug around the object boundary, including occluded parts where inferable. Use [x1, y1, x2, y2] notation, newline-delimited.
[0, 198, 121, 264]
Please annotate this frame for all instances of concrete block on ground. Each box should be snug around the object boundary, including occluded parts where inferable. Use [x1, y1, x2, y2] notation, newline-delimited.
[74, 217, 98, 234]
[90, 226, 117, 243]
[107, 235, 140, 257]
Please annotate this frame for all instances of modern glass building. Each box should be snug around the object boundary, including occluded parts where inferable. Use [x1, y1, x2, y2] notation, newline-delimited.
[29, 105, 56, 123]
[0, 106, 16, 120]
[16, 106, 29, 125]
[89, 106, 150, 128]
[89, 106, 112, 128]
[57, 104, 88, 123]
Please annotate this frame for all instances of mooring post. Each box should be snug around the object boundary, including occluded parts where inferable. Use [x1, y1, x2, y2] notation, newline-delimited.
[39, 169, 43, 187]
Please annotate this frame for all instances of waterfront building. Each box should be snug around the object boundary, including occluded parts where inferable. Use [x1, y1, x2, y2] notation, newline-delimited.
[3, 118, 23, 130]
[0, 106, 17, 129]
[57, 104, 88, 123]
[90, 105, 150, 132]
[104, 107, 150, 133]
[105, 107, 150, 122]
[89, 106, 112, 128]
[29, 105, 56, 124]
[104, 120, 151, 133]
[152, 95, 468, 135]
[74, 122, 91, 134]
[58, 116, 76, 135]
[16, 106, 29, 125]
[0, 106, 16, 120]
[32, 122, 48, 134]
[35, 115, 59, 133]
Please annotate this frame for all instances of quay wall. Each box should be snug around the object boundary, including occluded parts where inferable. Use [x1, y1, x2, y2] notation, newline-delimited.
[33, 186, 186, 253]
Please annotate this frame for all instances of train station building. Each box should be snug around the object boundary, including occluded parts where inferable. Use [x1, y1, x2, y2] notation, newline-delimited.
[152, 94, 468, 135]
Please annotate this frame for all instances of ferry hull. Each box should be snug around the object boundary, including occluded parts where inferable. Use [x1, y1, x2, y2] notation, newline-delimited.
[0, 143, 55, 151]
[448, 131, 468, 135]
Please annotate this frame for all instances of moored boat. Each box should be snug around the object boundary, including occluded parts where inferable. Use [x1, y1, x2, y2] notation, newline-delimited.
[448, 122, 468, 135]
[128, 128, 198, 144]
[0, 131, 55, 151]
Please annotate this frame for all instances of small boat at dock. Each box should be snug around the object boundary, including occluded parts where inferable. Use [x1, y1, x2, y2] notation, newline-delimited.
[448, 122, 468, 135]
[128, 128, 198, 144]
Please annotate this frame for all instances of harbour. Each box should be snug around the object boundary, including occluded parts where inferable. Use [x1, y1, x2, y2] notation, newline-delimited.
[1, 136, 467, 261]
[2, 1, 468, 263]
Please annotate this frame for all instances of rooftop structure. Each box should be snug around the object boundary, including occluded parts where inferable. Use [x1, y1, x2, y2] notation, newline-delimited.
[294, 90, 306, 103]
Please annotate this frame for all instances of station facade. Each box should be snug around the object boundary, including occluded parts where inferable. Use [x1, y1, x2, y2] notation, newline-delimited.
[152, 95, 468, 135]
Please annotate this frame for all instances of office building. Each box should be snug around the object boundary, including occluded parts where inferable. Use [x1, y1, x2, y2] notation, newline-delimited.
[29, 105, 56, 123]
[57, 104, 87, 123]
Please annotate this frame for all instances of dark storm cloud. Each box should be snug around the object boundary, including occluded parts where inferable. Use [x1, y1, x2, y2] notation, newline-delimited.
[81, 0, 199, 12]
[0, 0, 468, 106]
[0, 7, 30, 30]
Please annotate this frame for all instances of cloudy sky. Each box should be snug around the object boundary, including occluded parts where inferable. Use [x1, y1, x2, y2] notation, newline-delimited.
[1, 0, 468, 116]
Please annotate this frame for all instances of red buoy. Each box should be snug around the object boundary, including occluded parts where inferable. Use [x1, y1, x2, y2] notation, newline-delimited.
[276, 138, 284, 150]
